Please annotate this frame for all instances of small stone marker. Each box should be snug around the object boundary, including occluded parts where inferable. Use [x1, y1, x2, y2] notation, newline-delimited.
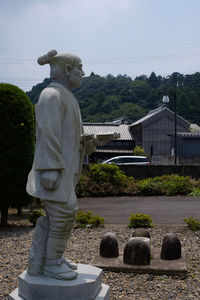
[132, 229, 150, 239]
[160, 233, 181, 260]
[123, 237, 151, 265]
[100, 232, 119, 258]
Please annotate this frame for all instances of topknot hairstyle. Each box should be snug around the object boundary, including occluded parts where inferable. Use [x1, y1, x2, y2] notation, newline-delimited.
[37, 49, 82, 80]
[37, 50, 57, 65]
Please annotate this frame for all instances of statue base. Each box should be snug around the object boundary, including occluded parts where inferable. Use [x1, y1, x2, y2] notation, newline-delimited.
[9, 264, 110, 300]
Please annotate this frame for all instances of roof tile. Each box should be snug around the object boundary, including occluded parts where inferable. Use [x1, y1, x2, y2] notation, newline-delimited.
[83, 123, 133, 140]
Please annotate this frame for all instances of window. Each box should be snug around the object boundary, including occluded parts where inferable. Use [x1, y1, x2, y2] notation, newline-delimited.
[109, 158, 119, 163]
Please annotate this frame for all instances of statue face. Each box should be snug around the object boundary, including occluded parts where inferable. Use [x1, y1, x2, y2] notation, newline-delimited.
[68, 62, 85, 89]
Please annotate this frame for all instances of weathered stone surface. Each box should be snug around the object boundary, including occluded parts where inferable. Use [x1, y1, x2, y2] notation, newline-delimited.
[123, 237, 150, 265]
[92, 248, 187, 276]
[100, 232, 119, 258]
[28, 216, 49, 276]
[25, 49, 118, 282]
[161, 233, 181, 260]
[9, 264, 110, 300]
[132, 229, 150, 239]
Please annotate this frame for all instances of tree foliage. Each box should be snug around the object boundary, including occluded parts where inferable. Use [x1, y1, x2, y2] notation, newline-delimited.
[27, 71, 200, 125]
[76, 166, 196, 198]
[134, 146, 146, 156]
[0, 83, 34, 226]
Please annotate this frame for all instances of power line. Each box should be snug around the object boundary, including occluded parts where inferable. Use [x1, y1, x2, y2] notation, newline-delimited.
[1, 41, 200, 52]
[1, 52, 200, 65]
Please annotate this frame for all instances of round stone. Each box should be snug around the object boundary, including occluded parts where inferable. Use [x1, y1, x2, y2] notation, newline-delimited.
[100, 232, 119, 258]
[123, 237, 151, 265]
[160, 233, 181, 260]
[132, 229, 150, 239]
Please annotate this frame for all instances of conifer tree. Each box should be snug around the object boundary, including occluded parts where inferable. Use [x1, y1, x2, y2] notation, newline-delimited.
[0, 83, 34, 226]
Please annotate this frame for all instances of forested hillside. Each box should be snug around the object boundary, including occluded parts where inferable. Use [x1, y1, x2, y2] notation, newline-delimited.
[27, 71, 200, 125]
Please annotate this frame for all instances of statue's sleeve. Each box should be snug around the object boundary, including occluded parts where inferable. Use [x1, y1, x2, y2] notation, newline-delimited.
[34, 88, 66, 171]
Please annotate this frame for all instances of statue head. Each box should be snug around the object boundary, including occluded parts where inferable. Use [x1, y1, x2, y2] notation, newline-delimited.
[37, 50, 84, 89]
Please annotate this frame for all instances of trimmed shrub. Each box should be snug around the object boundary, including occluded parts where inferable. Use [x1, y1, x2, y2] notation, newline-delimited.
[138, 174, 193, 196]
[184, 217, 200, 231]
[28, 209, 45, 226]
[75, 174, 91, 197]
[75, 210, 104, 228]
[88, 215, 105, 227]
[76, 164, 132, 197]
[128, 213, 153, 228]
[76, 167, 197, 198]
[0, 83, 34, 226]
[160, 174, 193, 196]
[89, 163, 128, 186]
[137, 178, 164, 196]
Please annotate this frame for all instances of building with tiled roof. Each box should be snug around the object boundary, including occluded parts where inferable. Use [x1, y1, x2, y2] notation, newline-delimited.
[83, 107, 200, 165]
[83, 122, 135, 162]
[129, 105, 191, 164]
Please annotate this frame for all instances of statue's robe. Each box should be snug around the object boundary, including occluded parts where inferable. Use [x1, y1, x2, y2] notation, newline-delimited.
[27, 82, 83, 207]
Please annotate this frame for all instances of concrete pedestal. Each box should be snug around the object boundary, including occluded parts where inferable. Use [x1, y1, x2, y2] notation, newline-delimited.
[9, 264, 110, 300]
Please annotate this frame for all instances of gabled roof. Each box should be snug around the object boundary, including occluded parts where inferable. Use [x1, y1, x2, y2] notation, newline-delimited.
[110, 116, 132, 125]
[130, 104, 190, 127]
[147, 105, 166, 116]
[83, 123, 134, 140]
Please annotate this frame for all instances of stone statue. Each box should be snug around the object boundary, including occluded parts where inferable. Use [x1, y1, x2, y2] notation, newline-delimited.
[26, 50, 119, 281]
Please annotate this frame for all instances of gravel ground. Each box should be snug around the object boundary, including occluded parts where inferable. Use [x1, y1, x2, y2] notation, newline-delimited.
[1, 215, 200, 300]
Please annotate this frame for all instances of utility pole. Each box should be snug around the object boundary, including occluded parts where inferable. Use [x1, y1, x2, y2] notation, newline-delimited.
[174, 90, 177, 166]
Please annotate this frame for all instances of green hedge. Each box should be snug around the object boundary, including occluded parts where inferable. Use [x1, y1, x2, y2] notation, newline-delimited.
[75, 211, 104, 228]
[137, 174, 193, 196]
[76, 164, 198, 197]
[128, 213, 153, 228]
[76, 164, 135, 197]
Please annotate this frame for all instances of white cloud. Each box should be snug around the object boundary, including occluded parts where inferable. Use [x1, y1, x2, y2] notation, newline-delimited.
[1, 0, 136, 49]
[1, 0, 200, 91]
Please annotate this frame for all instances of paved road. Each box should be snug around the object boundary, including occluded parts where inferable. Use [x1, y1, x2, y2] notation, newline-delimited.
[78, 196, 200, 225]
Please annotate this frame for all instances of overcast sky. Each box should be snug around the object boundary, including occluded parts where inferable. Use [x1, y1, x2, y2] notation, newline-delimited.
[1, 0, 200, 91]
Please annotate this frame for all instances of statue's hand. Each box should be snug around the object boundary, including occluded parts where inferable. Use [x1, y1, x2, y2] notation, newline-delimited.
[40, 170, 60, 190]
[95, 132, 120, 146]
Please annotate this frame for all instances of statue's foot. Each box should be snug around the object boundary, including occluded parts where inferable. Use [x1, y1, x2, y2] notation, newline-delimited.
[61, 257, 77, 270]
[44, 261, 78, 280]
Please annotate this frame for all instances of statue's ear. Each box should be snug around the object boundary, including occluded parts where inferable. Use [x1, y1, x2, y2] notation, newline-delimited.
[65, 64, 71, 77]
